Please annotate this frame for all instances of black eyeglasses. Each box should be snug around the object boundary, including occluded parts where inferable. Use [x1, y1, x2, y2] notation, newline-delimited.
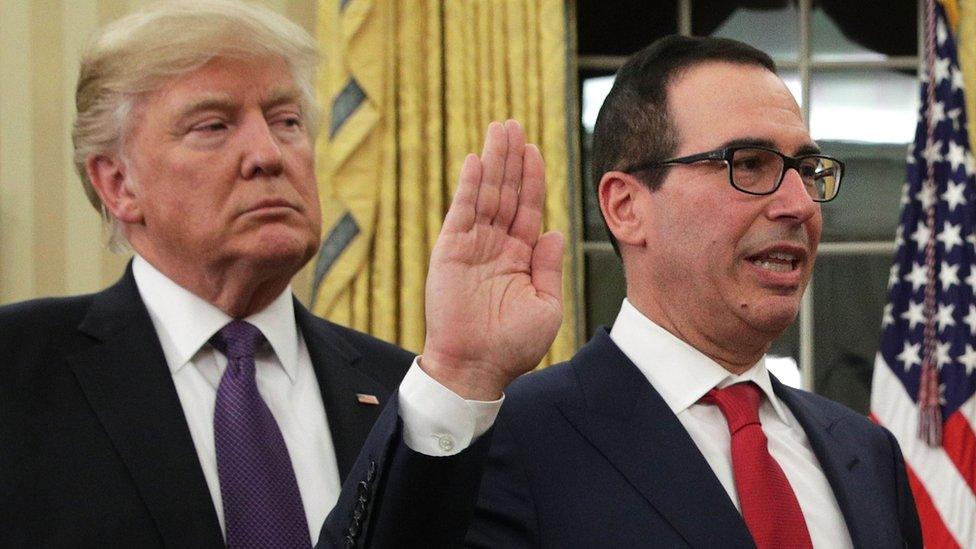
[623, 146, 846, 202]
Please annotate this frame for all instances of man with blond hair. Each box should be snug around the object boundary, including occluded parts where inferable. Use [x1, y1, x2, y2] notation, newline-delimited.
[0, 1, 563, 547]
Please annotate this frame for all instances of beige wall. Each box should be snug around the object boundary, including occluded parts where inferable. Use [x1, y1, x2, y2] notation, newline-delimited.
[0, 0, 317, 306]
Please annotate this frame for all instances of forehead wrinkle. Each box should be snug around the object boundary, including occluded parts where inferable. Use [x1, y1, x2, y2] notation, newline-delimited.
[719, 137, 821, 156]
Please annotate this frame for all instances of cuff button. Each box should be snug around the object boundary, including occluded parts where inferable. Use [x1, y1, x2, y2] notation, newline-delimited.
[438, 435, 455, 452]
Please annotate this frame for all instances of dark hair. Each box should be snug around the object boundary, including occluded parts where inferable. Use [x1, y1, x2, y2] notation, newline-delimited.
[592, 35, 777, 254]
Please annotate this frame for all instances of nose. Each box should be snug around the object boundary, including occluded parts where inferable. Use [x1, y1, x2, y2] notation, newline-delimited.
[240, 116, 284, 179]
[766, 167, 819, 224]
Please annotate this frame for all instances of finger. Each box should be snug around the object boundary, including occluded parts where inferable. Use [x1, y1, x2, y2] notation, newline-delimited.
[474, 121, 508, 224]
[493, 119, 525, 229]
[509, 143, 545, 246]
[441, 154, 482, 233]
[531, 230, 565, 304]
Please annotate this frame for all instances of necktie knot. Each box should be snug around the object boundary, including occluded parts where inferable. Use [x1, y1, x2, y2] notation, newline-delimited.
[210, 320, 264, 362]
[702, 382, 762, 434]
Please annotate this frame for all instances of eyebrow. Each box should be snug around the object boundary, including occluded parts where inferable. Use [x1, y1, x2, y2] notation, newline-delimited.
[175, 95, 236, 122]
[719, 137, 822, 156]
[175, 87, 304, 122]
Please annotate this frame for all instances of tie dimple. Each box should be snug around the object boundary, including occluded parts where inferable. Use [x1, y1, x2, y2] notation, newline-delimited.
[210, 320, 264, 363]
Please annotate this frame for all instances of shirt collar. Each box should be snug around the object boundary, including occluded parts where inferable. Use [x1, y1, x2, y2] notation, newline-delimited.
[609, 298, 791, 424]
[132, 255, 299, 382]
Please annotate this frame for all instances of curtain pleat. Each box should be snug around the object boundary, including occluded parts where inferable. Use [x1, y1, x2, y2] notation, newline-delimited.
[313, 0, 578, 365]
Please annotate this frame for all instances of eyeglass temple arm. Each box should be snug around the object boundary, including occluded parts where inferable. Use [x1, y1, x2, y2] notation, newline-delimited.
[624, 150, 726, 173]
[663, 150, 726, 164]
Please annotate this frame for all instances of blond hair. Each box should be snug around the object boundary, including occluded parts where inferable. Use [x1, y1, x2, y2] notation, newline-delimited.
[72, 0, 320, 251]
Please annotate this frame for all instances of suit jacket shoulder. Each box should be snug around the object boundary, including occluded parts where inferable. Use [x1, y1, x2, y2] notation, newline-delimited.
[0, 268, 228, 547]
[0, 293, 97, 362]
[468, 331, 753, 548]
[2, 269, 491, 549]
[468, 329, 922, 549]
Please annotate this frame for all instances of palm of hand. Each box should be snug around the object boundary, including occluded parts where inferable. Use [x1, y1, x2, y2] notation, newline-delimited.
[422, 120, 564, 400]
[426, 223, 561, 375]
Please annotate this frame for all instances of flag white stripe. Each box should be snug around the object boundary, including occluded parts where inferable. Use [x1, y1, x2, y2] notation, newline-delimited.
[871, 355, 976, 547]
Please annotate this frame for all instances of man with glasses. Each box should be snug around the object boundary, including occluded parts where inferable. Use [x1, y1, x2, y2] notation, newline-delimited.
[464, 35, 921, 548]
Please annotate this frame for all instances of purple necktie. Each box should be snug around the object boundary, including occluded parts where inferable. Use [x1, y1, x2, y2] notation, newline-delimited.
[211, 320, 311, 548]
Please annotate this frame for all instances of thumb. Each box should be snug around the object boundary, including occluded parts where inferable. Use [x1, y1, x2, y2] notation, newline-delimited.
[530, 230, 564, 304]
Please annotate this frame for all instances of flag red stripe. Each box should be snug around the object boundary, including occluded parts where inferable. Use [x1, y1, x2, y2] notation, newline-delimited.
[906, 463, 961, 549]
[942, 410, 976, 497]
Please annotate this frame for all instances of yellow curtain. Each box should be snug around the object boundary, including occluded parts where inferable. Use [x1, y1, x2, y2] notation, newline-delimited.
[954, 0, 976, 156]
[313, 0, 579, 366]
[941, 0, 959, 29]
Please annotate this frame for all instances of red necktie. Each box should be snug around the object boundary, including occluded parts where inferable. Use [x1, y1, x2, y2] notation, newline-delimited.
[702, 382, 813, 549]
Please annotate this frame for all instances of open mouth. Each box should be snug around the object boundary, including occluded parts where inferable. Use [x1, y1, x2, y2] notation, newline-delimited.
[750, 251, 798, 273]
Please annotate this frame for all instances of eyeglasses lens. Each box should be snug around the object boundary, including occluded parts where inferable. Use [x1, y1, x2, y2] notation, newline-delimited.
[731, 148, 840, 202]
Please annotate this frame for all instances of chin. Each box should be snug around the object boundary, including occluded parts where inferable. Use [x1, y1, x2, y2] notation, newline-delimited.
[753, 307, 800, 337]
[245, 231, 317, 270]
[741, 294, 802, 337]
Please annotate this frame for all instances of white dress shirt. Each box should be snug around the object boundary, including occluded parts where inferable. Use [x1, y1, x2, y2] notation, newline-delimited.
[132, 256, 501, 544]
[610, 299, 853, 549]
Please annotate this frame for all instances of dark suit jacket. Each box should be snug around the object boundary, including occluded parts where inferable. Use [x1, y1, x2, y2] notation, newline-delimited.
[0, 266, 487, 548]
[466, 329, 922, 548]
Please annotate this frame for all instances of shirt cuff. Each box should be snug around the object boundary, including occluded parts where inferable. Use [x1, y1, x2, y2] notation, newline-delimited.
[397, 357, 504, 456]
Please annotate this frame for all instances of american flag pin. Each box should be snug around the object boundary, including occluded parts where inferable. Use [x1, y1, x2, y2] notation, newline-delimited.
[356, 393, 380, 405]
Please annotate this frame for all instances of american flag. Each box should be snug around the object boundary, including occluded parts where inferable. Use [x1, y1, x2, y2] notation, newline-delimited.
[870, 2, 976, 547]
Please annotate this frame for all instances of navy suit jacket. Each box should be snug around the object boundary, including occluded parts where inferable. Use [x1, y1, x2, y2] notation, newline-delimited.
[0, 266, 486, 548]
[466, 329, 922, 548]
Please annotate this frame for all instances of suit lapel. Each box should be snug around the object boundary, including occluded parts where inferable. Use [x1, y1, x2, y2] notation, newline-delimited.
[295, 304, 390, 481]
[772, 379, 870, 547]
[556, 331, 755, 548]
[68, 266, 224, 547]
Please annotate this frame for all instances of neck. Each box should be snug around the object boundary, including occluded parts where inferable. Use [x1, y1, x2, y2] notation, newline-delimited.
[137, 251, 295, 318]
[627, 294, 770, 375]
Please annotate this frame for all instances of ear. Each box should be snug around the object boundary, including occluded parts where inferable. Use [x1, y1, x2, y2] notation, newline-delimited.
[85, 154, 143, 224]
[598, 171, 647, 248]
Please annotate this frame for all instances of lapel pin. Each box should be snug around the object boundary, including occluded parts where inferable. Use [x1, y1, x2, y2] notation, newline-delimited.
[356, 393, 380, 405]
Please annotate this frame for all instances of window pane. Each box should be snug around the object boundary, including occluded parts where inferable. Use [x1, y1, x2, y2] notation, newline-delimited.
[810, 70, 919, 144]
[769, 317, 802, 388]
[581, 75, 615, 134]
[819, 141, 906, 242]
[696, 3, 798, 62]
[584, 247, 625, 336]
[812, 254, 893, 414]
[811, 3, 917, 61]
[581, 75, 613, 241]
